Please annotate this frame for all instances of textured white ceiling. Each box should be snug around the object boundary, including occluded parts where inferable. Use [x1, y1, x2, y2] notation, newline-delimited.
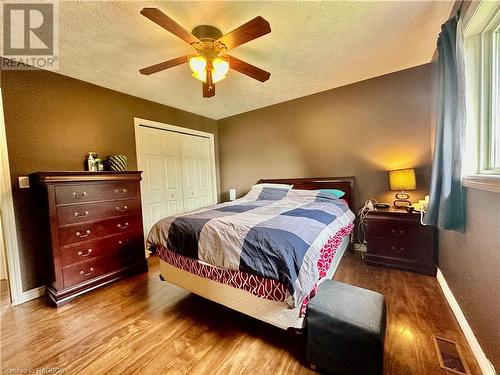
[57, 1, 453, 120]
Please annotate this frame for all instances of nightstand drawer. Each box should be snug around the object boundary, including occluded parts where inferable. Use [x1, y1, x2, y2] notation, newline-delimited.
[367, 238, 430, 261]
[367, 219, 423, 243]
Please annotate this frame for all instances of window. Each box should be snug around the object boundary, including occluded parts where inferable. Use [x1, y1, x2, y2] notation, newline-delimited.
[491, 28, 500, 169]
[480, 14, 500, 173]
[463, 2, 500, 177]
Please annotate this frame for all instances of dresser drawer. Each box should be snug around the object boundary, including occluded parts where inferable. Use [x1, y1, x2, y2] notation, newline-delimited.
[366, 219, 424, 244]
[55, 182, 139, 205]
[62, 255, 121, 288]
[57, 198, 141, 226]
[58, 215, 143, 246]
[60, 230, 144, 267]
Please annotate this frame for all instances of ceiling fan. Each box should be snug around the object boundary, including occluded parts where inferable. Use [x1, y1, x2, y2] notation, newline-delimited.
[139, 8, 271, 98]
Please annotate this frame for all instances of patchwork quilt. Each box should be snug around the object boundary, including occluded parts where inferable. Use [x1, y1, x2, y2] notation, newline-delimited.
[147, 186, 355, 308]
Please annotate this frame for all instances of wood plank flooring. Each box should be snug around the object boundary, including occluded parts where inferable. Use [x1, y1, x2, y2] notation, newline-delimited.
[1, 253, 480, 374]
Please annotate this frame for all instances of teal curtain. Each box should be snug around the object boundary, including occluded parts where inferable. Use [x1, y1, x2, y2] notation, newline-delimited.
[424, 14, 466, 231]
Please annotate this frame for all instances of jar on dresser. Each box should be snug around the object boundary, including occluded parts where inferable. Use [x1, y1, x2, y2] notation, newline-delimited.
[30, 171, 148, 306]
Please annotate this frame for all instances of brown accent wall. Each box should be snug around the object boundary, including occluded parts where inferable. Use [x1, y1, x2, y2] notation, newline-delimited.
[218, 64, 433, 207]
[439, 189, 500, 370]
[1, 69, 218, 291]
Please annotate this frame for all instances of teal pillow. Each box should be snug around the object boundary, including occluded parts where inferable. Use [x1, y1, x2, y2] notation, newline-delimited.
[318, 189, 345, 198]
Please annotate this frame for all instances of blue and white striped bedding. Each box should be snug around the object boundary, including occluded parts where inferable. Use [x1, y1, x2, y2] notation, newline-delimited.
[147, 186, 355, 307]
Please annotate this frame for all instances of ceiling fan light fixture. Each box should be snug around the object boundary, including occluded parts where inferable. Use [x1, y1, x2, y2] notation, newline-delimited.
[189, 56, 229, 84]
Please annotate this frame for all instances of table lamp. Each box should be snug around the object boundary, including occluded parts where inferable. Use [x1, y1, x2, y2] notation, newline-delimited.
[388, 168, 416, 208]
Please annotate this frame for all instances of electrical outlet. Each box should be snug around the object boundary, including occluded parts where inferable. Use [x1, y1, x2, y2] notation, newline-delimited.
[18, 176, 30, 189]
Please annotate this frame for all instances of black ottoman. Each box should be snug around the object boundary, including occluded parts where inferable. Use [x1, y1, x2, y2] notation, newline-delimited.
[306, 280, 386, 374]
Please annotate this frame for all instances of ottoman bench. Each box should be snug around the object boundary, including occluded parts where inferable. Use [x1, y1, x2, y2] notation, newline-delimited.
[306, 280, 386, 374]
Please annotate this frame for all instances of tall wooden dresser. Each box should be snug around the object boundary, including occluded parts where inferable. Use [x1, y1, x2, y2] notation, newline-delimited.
[31, 171, 148, 306]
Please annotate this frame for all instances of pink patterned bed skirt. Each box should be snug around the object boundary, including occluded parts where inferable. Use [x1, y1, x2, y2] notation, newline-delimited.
[156, 223, 353, 315]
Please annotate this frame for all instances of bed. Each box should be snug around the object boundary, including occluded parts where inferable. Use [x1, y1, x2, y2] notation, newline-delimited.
[148, 177, 356, 330]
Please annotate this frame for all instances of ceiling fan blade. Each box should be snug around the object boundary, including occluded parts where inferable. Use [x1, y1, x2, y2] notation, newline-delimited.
[215, 16, 271, 51]
[139, 56, 189, 75]
[140, 8, 203, 49]
[225, 55, 270, 82]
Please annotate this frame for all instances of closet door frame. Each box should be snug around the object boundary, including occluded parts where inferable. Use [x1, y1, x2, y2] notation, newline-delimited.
[134, 118, 218, 247]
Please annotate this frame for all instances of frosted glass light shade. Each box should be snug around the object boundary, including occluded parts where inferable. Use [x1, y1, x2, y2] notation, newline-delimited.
[189, 56, 229, 84]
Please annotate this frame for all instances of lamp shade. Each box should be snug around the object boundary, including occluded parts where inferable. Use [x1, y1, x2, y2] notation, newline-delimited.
[388, 168, 416, 191]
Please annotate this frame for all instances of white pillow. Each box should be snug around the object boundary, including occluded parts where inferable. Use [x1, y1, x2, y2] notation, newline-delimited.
[252, 183, 293, 190]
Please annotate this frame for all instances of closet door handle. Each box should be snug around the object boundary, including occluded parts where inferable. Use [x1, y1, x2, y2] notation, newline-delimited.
[79, 267, 94, 276]
[74, 210, 89, 217]
[76, 230, 91, 238]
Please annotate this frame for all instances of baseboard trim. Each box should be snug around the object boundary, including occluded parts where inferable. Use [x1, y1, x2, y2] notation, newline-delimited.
[436, 268, 496, 375]
[12, 286, 46, 306]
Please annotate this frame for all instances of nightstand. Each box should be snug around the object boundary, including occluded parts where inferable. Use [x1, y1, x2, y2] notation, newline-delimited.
[364, 208, 437, 276]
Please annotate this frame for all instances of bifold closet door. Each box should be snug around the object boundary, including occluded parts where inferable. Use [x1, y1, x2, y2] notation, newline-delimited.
[138, 127, 184, 235]
[179, 134, 214, 212]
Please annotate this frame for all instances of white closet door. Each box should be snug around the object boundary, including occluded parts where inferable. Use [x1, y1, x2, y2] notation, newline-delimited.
[138, 127, 184, 235]
[196, 137, 214, 208]
[180, 134, 214, 211]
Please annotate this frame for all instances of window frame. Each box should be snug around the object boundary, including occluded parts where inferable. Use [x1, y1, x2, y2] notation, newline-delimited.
[478, 13, 500, 173]
[462, 1, 500, 193]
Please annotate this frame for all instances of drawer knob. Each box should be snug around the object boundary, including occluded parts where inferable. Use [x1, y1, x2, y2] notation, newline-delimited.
[73, 192, 87, 199]
[115, 205, 128, 212]
[79, 267, 94, 276]
[391, 229, 405, 237]
[77, 249, 93, 257]
[114, 188, 128, 194]
[117, 222, 129, 229]
[74, 210, 89, 217]
[76, 230, 91, 238]
[391, 246, 405, 254]
[118, 239, 131, 245]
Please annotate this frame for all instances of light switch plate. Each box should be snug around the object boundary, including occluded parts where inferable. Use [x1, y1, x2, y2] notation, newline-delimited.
[18, 176, 30, 189]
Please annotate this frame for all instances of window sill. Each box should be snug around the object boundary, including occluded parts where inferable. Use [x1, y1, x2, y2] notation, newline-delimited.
[462, 174, 500, 194]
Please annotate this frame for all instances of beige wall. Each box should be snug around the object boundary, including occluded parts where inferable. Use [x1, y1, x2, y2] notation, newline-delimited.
[439, 189, 500, 370]
[1, 68, 218, 291]
[218, 64, 433, 207]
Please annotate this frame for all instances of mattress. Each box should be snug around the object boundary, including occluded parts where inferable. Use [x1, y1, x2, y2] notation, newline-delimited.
[159, 235, 350, 330]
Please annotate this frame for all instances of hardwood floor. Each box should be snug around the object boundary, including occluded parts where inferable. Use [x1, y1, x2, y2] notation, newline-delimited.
[1, 253, 480, 374]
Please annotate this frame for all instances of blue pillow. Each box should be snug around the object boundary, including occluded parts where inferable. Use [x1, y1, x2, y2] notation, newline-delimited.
[318, 189, 345, 198]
